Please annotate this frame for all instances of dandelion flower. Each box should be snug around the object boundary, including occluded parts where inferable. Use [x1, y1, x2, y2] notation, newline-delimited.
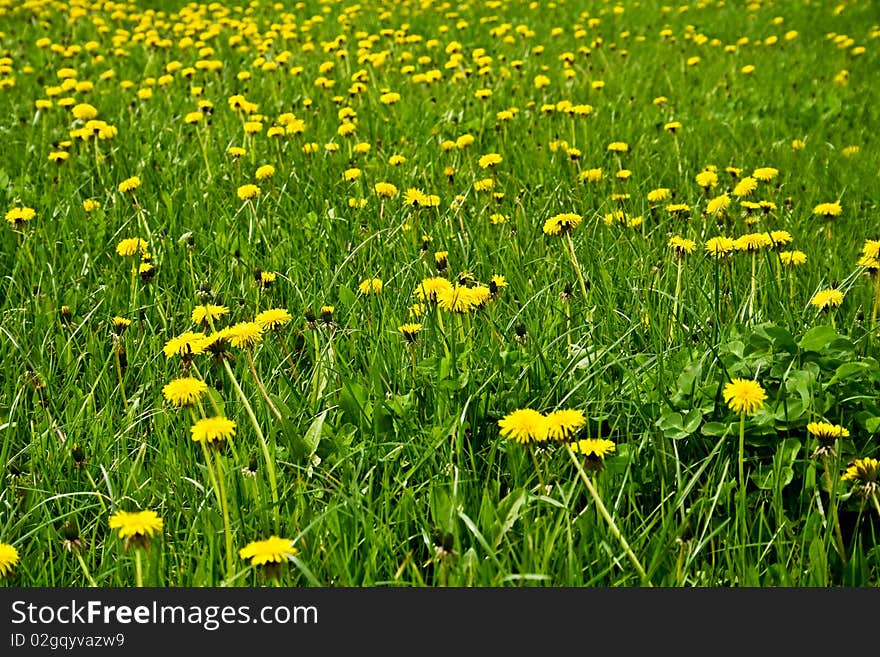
[108, 510, 163, 549]
[543, 212, 583, 236]
[237, 184, 260, 201]
[498, 408, 549, 444]
[239, 536, 298, 566]
[0, 543, 19, 578]
[191, 416, 236, 444]
[812, 201, 842, 218]
[647, 188, 671, 203]
[374, 182, 398, 198]
[191, 304, 229, 327]
[163, 331, 206, 359]
[780, 250, 806, 266]
[227, 322, 264, 348]
[734, 232, 773, 252]
[570, 438, 616, 458]
[162, 377, 208, 407]
[752, 167, 779, 182]
[668, 236, 696, 256]
[255, 308, 292, 331]
[732, 176, 758, 197]
[358, 278, 383, 295]
[118, 176, 141, 193]
[255, 164, 275, 180]
[116, 237, 148, 257]
[705, 236, 735, 257]
[705, 194, 731, 216]
[807, 421, 850, 457]
[415, 276, 454, 302]
[695, 170, 718, 189]
[841, 457, 879, 497]
[810, 288, 844, 310]
[545, 409, 586, 441]
[5, 206, 36, 226]
[398, 323, 422, 343]
[723, 378, 767, 415]
[478, 153, 502, 169]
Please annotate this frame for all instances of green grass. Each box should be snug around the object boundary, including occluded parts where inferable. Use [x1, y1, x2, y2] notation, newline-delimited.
[1, 0, 879, 587]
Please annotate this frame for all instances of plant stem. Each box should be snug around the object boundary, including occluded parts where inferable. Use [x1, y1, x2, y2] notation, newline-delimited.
[205, 444, 235, 581]
[222, 358, 279, 530]
[565, 444, 650, 585]
[75, 551, 97, 587]
[821, 454, 847, 563]
[738, 412, 747, 577]
[566, 232, 589, 301]
[134, 550, 143, 588]
[669, 256, 683, 340]
[246, 349, 283, 420]
[114, 346, 128, 412]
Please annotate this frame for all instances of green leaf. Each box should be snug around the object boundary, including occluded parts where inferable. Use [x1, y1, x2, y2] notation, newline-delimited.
[292, 409, 326, 459]
[799, 325, 838, 352]
[491, 488, 527, 549]
[763, 325, 797, 353]
[826, 362, 868, 386]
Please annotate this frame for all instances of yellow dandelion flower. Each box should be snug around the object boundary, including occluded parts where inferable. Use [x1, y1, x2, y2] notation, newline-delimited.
[723, 378, 767, 415]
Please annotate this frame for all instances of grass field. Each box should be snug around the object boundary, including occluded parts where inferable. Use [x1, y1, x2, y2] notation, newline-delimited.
[1, 0, 879, 587]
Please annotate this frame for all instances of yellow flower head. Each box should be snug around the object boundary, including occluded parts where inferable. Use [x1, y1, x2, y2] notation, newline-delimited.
[374, 182, 398, 198]
[163, 331, 206, 359]
[108, 509, 163, 544]
[255, 164, 275, 180]
[668, 236, 696, 256]
[118, 176, 141, 193]
[570, 438, 616, 459]
[191, 304, 229, 327]
[162, 377, 208, 408]
[779, 250, 806, 266]
[191, 416, 236, 444]
[255, 308, 293, 331]
[115, 237, 148, 257]
[398, 323, 422, 343]
[498, 408, 549, 444]
[0, 542, 19, 578]
[239, 536, 299, 566]
[5, 206, 36, 226]
[810, 288, 844, 310]
[237, 184, 260, 201]
[812, 201, 842, 217]
[545, 409, 586, 441]
[227, 322, 264, 348]
[705, 236, 735, 257]
[723, 378, 767, 415]
[358, 278, 383, 295]
[543, 212, 583, 236]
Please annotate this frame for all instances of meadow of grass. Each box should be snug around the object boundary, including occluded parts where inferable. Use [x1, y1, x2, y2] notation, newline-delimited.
[0, 0, 878, 588]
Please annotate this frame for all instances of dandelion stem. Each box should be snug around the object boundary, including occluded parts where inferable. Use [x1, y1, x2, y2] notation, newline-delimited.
[871, 492, 880, 519]
[134, 549, 144, 588]
[222, 358, 279, 530]
[669, 257, 683, 341]
[566, 232, 589, 301]
[204, 444, 235, 581]
[821, 453, 847, 563]
[114, 345, 128, 412]
[75, 551, 97, 587]
[527, 444, 545, 490]
[738, 412, 748, 576]
[748, 251, 757, 324]
[565, 444, 650, 585]
[246, 350, 283, 421]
